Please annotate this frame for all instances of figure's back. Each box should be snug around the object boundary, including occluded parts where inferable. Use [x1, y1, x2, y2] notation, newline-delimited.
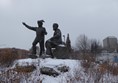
[53, 29, 62, 44]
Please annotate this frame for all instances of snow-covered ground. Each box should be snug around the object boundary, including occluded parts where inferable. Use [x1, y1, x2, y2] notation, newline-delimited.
[13, 58, 81, 83]
[1, 54, 118, 83]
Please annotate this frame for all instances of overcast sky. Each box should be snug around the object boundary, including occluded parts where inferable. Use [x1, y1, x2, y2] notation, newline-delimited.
[0, 0, 118, 49]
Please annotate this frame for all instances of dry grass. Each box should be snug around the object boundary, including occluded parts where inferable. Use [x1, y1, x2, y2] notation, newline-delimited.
[0, 48, 29, 66]
[14, 65, 36, 73]
[107, 62, 118, 75]
[98, 62, 118, 76]
[0, 65, 38, 83]
[0, 48, 18, 66]
[98, 63, 108, 74]
[81, 53, 96, 71]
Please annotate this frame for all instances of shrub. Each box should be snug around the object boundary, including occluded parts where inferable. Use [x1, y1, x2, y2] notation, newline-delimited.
[98, 62, 118, 76]
[107, 63, 118, 76]
[0, 48, 18, 66]
[14, 65, 36, 73]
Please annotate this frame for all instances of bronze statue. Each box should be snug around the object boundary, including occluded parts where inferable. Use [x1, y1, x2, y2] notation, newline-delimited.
[22, 20, 47, 57]
[45, 23, 62, 58]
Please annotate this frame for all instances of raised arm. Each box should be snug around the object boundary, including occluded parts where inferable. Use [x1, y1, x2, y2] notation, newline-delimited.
[22, 22, 36, 31]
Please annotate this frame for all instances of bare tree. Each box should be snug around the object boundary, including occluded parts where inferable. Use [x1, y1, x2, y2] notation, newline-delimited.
[76, 34, 91, 54]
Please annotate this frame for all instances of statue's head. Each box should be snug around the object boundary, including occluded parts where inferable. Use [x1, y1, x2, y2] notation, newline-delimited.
[53, 23, 58, 31]
[37, 20, 44, 27]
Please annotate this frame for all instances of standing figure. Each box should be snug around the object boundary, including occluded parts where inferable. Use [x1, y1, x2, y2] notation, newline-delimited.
[22, 20, 47, 57]
[45, 23, 62, 58]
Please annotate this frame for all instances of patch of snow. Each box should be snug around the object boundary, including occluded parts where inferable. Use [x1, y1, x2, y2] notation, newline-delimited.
[1, 53, 118, 83]
[12, 58, 82, 83]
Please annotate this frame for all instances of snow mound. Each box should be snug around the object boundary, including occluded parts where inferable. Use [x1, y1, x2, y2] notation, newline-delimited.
[12, 58, 81, 83]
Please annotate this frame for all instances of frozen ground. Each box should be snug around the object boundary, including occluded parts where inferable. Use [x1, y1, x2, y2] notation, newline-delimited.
[1, 53, 118, 83]
[13, 58, 81, 83]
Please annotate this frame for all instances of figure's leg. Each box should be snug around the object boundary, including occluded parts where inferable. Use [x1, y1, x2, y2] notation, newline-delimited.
[45, 40, 54, 58]
[39, 39, 45, 56]
[45, 41, 52, 55]
[32, 38, 38, 55]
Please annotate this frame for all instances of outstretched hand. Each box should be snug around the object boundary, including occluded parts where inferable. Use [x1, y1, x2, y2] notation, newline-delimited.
[22, 22, 26, 26]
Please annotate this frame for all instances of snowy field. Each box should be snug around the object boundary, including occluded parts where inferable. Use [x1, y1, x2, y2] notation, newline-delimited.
[0, 54, 118, 83]
[13, 58, 81, 83]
